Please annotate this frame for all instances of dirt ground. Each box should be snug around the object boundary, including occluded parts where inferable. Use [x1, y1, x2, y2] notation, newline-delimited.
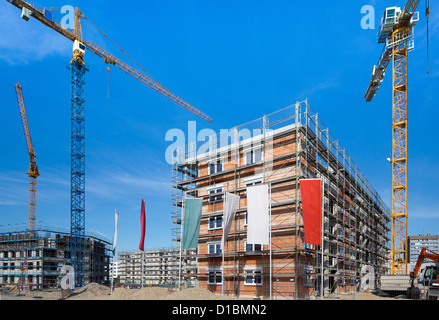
[7, 283, 246, 300]
[2, 283, 411, 300]
[326, 291, 409, 300]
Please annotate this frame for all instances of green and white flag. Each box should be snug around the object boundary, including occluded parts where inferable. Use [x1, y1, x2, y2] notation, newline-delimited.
[182, 198, 203, 250]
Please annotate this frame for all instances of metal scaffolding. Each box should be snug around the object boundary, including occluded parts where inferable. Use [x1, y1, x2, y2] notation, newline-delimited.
[171, 100, 391, 299]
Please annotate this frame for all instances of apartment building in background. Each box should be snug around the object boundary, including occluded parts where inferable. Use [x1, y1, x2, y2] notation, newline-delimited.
[118, 247, 197, 288]
[409, 234, 439, 264]
[0, 223, 112, 289]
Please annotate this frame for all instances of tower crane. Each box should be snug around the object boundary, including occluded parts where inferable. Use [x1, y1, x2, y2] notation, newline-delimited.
[7, 0, 213, 287]
[14, 82, 40, 232]
[364, 0, 428, 275]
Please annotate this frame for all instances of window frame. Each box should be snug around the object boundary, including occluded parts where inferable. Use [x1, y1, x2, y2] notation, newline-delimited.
[208, 185, 223, 203]
[244, 269, 263, 286]
[244, 146, 263, 166]
[244, 239, 263, 252]
[208, 215, 223, 230]
[208, 158, 223, 175]
[207, 269, 223, 285]
[207, 240, 222, 254]
[245, 176, 263, 188]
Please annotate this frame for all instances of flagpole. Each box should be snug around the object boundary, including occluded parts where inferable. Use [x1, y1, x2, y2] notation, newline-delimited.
[110, 253, 114, 293]
[221, 205, 225, 296]
[222, 242, 225, 295]
[141, 251, 144, 288]
[144, 204, 146, 288]
[221, 192, 240, 297]
[269, 183, 272, 300]
[320, 178, 325, 300]
[179, 196, 185, 291]
[111, 209, 118, 295]
[111, 251, 115, 294]
[222, 193, 226, 296]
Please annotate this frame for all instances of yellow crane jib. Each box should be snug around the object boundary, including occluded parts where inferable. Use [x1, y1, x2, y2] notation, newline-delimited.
[14, 82, 39, 232]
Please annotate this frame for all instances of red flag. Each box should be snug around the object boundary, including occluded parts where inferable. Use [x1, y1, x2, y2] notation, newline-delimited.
[139, 199, 146, 251]
[300, 179, 322, 245]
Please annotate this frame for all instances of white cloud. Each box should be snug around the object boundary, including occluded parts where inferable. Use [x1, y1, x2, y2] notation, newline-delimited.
[300, 80, 340, 99]
[85, 168, 171, 200]
[0, 171, 27, 206]
[0, 3, 71, 64]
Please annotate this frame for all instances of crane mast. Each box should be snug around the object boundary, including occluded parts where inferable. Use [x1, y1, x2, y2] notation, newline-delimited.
[14, 82, 39, 232]
[365, 0, 421, 275]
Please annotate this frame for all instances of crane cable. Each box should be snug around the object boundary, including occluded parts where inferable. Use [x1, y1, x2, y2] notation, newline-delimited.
[82, 14, 163, 87]
[426, 0, 430, 74]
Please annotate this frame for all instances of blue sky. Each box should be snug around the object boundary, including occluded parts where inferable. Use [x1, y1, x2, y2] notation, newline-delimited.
[0, 0, 438, 254]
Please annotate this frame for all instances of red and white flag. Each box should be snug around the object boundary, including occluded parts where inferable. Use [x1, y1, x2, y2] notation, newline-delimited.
[300, 179, 322, 246]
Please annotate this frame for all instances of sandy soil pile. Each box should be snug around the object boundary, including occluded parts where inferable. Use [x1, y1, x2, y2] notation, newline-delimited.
[65, 283, 242, 300]
[162, 286, 242, 300]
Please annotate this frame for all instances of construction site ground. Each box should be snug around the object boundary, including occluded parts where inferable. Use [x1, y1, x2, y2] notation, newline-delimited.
[0, 283, 411, 300]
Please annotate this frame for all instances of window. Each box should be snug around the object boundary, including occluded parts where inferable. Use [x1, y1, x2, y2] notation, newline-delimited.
[350, 233, 356, 243]
[350, 250, 356, 260]
[244, 270, 262, 286]
[245, 240, 262, 252]
[208, 269, 222, 284]
[387, 8, 395, 17]
[245, 147, 263, 165]
[208, 215, 223, 230]
[245, 177, 263, 187]
[208, 186, 223, 203]
[208, 241, 222, 254]
[208, 159, 223, 175]
[340, 246, 345, 256]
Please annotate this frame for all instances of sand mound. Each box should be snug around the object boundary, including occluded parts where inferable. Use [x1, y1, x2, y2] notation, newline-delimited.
[67, 282, 110, 300]
[10, 283, 244, 300]
[109, 286, 171, 300]
[66, 285, 241, 300]
[165, 287, 239, 300]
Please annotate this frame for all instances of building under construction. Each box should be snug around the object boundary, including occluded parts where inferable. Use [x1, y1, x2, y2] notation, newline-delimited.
[0, 223, 112, 289]
[171, 100, 391, 299]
